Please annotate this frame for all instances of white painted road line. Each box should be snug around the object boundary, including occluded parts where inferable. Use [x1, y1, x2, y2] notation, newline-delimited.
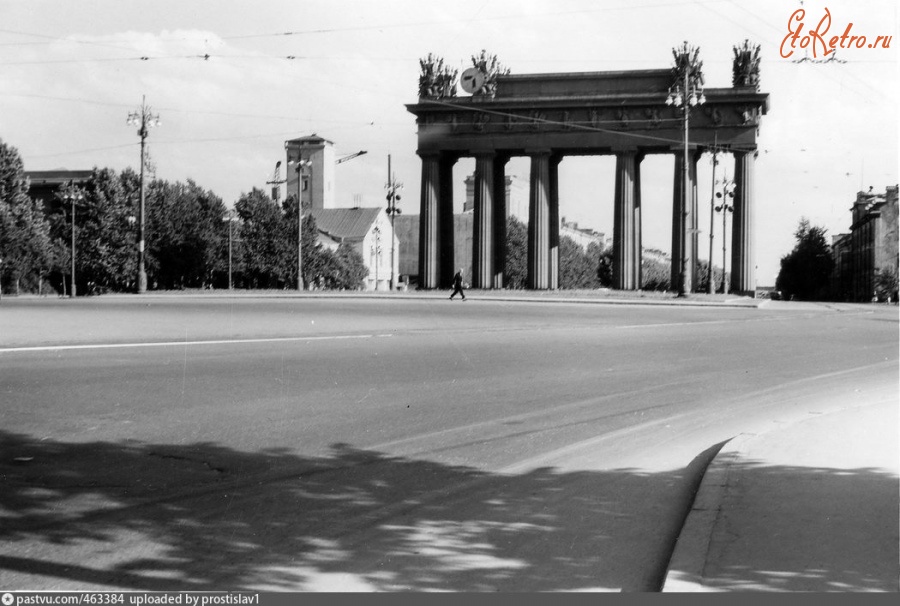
[0, 333, 394, 354]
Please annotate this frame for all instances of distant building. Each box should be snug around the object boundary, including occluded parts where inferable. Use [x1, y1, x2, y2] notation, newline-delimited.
[832, 185, 898, 301]
[394, 213, 474, 287]
[284, 135, 336, 211]
[831, 232, 853, 301]
[310, 207, 399, 291]
[560, 216, 607, 250]
[24, 169, 92, 213]
[463, 173, 529, 220]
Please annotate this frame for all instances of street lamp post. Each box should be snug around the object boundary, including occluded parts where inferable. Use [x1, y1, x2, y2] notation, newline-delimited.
[667, 42, 705, 297]
[372, 226, 382, 289]
[63, 183, 84, 298]
[707, 145, 719, 294]
[126, 95, 161, 294]
[715, 175, 735, 294]
[222, 212, 238, 290]
[288, 158, 311, 291]
[385, 154, 403, 291]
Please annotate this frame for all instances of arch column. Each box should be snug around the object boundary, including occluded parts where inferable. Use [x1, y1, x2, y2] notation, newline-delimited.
[527, 150, 552, 290]
[634, 152, 644, 289]
[473, 153, 495, 289]
[492, 155, 509, 288]
[438, 155, 457, 289]
[732, 151, 756, 294]
[690, 150, 701, 290]
[417, 152, 441, 289]
[671, 150, 699, 293]
[613, 150, 642, 290]
[549, 154, 562, 290]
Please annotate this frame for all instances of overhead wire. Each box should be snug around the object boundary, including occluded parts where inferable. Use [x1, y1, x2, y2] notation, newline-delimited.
[216, 0, 734, 41]
[4, 1, 890, 163]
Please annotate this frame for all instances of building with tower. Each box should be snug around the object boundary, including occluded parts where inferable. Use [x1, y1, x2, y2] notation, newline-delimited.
[284, 135, 336, 211]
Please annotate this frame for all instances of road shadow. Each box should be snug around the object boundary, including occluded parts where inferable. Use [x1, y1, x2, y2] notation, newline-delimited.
[0, 432, 896, 592]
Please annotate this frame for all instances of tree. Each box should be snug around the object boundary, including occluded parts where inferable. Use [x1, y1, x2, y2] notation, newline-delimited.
[279, 194, 324, 289]
[48, 167, 139, 294]
[641, 250, 671, 291]
[314, 243, 368, 290]
[559, 236, 600, 289]
[776, 218, 834, 301]
[695, 259, 724, 294]
[589, 241, 611, 288]
[874, 266, 898, 302]
[0, 139, 52, 294]
[505, 215, 527, 289]
[146, 179, 228, 290]
[236, 188, 283, 289]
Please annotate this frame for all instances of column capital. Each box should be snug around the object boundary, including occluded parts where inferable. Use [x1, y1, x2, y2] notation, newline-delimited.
[732, 149, 760, 159]
[525, 148, 553, 157]
[669, 144, 701, 154]
[494, 152, 512, 166]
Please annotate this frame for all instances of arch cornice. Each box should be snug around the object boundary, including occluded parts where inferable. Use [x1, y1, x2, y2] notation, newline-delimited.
[407, 70, 768, 155]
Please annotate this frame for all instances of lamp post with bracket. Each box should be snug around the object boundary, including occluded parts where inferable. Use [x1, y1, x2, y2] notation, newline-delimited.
[288, 157, 311, 291]
[222, 210, 239, 290]
[126, 95, 160, 294]
[62, 183, 84, 298]
[715, 175, 735, 294]
[707, 142, 720, 295]
[666, 42, 706, 296]
[385, 154, 403, 291]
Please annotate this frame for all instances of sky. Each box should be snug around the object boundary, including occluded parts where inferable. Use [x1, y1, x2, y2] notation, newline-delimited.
[1, 0, 896, 286]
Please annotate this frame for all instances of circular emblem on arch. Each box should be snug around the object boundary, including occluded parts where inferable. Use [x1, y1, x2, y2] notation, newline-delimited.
[460, 68, 486, 94]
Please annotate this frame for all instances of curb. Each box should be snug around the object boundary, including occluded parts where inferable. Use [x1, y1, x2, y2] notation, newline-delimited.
[661, 433, 756, 592]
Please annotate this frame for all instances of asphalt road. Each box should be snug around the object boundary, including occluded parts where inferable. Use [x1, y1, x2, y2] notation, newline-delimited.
[1, 295, 897, 592]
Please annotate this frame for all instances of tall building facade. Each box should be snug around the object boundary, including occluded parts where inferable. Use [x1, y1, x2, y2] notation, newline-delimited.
[832, 185, 899, 301]
[284, 135, 336, 210]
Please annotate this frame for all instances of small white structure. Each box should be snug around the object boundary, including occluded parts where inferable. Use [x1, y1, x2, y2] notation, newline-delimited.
[310, 207, 400, 291]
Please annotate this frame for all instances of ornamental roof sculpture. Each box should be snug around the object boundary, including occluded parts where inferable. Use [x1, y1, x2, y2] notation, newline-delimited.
[732, 39, 762, 89]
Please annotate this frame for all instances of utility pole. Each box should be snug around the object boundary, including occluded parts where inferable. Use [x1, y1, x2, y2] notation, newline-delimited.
[266, 161, 286, 202]
[222, 211, 238, 290]
[126, 95, 160, 294]
[715, 170, 735, 295]
[63, 183, 83, 298]
[289, 157, 311, 290]
[708, 141, 719, 295]
[385, 154, 403, 291]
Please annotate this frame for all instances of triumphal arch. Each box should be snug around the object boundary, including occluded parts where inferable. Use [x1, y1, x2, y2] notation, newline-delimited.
[406, 45, 769, 294]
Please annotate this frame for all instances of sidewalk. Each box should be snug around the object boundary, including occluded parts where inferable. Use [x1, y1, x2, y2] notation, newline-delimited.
[663, 399, 899, 592]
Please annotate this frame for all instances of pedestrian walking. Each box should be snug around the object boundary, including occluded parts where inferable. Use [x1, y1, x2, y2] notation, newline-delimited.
[449, 268, 466, 300]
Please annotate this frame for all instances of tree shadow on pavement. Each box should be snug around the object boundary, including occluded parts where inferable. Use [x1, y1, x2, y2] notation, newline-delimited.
[0, 432, 896, 592]
[690, 459, 899, 593]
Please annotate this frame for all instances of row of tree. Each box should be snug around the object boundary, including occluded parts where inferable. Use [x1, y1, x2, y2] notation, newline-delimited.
[0, 138, 368, 295]
[503, 215, 731, 293]
[503, 216, 619, 290]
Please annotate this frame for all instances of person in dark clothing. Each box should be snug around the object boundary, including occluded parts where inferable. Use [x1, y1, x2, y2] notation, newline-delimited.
[450, 268, 466, 300]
